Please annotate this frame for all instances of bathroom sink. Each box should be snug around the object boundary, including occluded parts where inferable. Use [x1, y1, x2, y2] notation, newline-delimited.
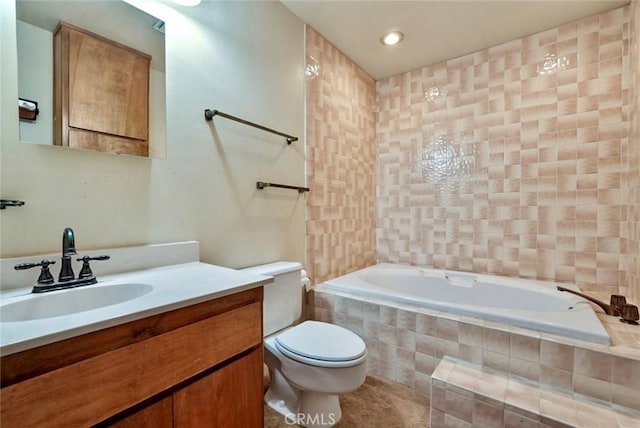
[1, 260, 273, 356]
[0, 283, 154, 322]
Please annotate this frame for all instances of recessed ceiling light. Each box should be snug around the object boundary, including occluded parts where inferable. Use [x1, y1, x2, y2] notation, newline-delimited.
[380, 31, 404, 46]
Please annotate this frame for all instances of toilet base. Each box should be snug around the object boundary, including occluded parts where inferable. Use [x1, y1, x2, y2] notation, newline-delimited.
[265, 370, 342, 428]
[265, 369, 298, 421]
[296, 391, 342, 428]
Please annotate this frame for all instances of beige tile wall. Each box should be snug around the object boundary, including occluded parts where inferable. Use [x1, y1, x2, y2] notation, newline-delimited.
[628, 1, 640, 302]
[305, 27, 377, 285]
[376, 7, 632, 295]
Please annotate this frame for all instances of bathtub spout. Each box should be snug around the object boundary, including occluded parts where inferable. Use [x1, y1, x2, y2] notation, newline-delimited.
[557, 286, 621, 316]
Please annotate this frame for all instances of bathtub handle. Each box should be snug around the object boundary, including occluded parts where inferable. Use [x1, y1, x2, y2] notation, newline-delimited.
[445, 273, 477, 287]
[556, 286, 620, 316]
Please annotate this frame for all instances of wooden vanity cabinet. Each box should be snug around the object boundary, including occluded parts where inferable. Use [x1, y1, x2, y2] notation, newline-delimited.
[0, 288, 264, 428]
[172, 347, 264, 427]
[108, 396, 173, 428]
[110, 348, 263, 428]
[53, 22, 150, 156]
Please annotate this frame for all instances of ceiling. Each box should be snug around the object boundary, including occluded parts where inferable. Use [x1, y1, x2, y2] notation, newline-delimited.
[16, 0, 165, 71]
[281, 0, 630, 80]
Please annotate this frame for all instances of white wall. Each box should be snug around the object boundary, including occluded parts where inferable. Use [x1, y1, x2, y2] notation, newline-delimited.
[1, 0, 306, 270]
[148, 67, 167, 159]
[16, 20, 53, 145]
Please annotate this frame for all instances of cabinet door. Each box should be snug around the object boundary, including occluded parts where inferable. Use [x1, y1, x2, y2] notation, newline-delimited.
[107, 396, 172, 428]
[68, 128, 149, 156]
[173, 348, 263, 428]
[67, 27, 149, 141]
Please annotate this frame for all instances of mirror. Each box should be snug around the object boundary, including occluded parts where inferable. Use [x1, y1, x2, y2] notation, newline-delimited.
[15, 0, 166, 158]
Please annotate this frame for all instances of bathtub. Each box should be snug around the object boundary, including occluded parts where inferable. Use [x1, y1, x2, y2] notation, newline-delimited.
[321, 263, 610, 344]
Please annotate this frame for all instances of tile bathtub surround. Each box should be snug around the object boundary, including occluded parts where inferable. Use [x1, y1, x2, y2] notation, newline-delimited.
[376, 6, 633, 296]
[628, 0, 640, 303]
[430, 357, 640, 428]
[305, 26, 377, 286]
[310, 288, 640, 413]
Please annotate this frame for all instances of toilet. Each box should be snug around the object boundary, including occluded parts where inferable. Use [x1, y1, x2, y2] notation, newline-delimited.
[242, 262, 367, 428]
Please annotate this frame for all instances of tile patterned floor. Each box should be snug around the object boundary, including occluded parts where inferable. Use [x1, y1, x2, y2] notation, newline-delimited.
[264, 376, 430, 428]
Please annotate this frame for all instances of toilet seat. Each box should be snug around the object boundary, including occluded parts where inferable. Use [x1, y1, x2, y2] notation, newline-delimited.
[274, 321, 366, 368]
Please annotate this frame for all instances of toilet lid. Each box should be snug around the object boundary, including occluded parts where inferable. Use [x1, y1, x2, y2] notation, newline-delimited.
[275, 321, 366, 363]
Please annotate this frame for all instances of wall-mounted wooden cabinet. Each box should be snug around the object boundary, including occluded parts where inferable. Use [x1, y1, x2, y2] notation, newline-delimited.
[54, 22, 150, 156]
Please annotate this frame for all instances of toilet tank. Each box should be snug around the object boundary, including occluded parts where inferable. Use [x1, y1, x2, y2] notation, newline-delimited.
[241, 262, 302, 337]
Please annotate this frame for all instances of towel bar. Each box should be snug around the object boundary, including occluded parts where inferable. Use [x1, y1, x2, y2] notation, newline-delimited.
[204, 109, 298, 145]
[256, 182, 309, 193]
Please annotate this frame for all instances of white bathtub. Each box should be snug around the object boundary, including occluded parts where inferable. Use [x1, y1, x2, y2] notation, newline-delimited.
[321, 263, 610, 344]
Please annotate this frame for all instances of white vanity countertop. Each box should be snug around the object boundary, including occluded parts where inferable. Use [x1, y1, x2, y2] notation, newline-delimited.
[0, 262, 272, 356]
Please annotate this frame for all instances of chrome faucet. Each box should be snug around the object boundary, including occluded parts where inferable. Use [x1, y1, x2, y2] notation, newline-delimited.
[14, 227, 110, 293]
[59, 227, 77, 282]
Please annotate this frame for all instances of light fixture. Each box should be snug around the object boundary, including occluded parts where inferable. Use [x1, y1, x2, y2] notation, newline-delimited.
[380, 31, 404, 46]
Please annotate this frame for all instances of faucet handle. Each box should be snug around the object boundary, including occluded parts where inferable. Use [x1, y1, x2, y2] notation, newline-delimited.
[14, 259, 57, 284]
[610, 294, 627, 312]
[621, 304, 639, 325]
[76, 255, 110, 279]
[79, 255, 111, 262]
